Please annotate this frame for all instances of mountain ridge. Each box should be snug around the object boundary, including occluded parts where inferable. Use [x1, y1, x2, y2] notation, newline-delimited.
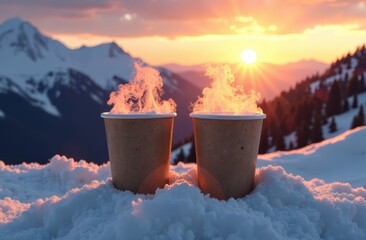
[0, 17, 202, 164]
[163, 60, 329, 100]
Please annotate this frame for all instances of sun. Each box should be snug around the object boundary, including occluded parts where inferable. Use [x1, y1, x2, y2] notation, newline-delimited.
[241, 49, 257, 64]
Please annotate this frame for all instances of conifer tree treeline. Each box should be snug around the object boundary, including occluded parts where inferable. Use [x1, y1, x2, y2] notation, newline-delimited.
[174, 45, 366, 164]
[326, 81, 342, 117]
[258, 44, 366, 153]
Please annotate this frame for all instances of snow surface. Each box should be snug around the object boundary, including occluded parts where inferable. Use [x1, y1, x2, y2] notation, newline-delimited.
[1, 128, 366, 239]
[0, 109, 4, 118]
[259, 127, 366, 187]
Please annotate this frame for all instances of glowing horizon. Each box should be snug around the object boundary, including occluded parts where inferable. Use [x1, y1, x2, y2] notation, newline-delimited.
[50, 27, 366, 66]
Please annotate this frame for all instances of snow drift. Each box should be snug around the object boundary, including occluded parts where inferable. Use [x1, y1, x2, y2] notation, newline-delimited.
[1, 128, 366, 239]
[258, 126, 366, 187]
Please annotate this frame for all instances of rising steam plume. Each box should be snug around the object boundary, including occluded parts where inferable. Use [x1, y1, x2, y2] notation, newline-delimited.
[108, 62, 176, 113]
[192, 64, 262, 114]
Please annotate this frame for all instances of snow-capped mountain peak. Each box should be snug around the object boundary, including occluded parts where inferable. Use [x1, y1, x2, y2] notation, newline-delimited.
[0, 17, 137, 88]
[75, 42, 129, 59]
[0, 17, 203, 164]
[0, 17, 61, 62]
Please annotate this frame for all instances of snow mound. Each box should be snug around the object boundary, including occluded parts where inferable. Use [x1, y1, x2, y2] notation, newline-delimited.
[258, 127, 366, 187]
[1, 156, 366, 239]
[0, 155, 110, 203]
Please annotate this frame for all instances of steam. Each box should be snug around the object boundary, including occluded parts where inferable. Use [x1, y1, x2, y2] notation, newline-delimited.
[192, 64, 263, 114]
[108, 62, 176, 113]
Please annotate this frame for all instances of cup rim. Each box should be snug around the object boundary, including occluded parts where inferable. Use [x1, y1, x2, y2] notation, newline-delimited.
[189, 112, 266, 120]
[101, 112, 177, 119]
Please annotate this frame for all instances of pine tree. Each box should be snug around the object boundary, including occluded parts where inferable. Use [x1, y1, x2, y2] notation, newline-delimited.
[341, 78, 348, 97]
[347, 75, 359, 97]
[259, 127, 269, 153]
[275, 129, 286, 151]
[328, 117, 337, 133]
[344, 72, 349, 81]
[185, 142, 196, 163]
[343, 98, 349, 112]
[326, 81, 342, 117]
[360, 74, 365, 92]
[173, 148, 186, 165]
[352, 94, 358, 109]
[269, 121, 277, 146]
[347, 60, 352, 69]
[358, 105, 365, 126]
[350, 115, 359, 129]
[297, 121, 310, 148]
[288, 141, 295, 150]
[311, 115, 324, 143]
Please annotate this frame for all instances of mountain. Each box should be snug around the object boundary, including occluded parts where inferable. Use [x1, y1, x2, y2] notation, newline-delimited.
[171, 45, 366, 164]
[163, 60, 328, 100]
[0, 17, 202, 164]
[257, 45, 366, 154]
[162, 63, 205, 73]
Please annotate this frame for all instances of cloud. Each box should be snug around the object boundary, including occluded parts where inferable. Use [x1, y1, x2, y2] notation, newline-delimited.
[0, 0, 113, 10]
[0, 0, 365, 38]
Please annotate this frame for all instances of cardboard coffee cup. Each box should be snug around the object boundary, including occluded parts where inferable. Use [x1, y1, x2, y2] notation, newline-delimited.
[190, 113, 266, 200]
[101, 112, 176, 194]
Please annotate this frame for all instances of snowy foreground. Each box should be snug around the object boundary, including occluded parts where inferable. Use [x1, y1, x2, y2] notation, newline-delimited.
[1, 128, 366, 239]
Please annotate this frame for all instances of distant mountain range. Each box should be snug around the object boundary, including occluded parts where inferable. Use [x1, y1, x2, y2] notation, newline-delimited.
[0, 17, 344, 165]
[171, 45, 366, 164]
[0, 17, 202, 164]
[163, 60, 328, 100]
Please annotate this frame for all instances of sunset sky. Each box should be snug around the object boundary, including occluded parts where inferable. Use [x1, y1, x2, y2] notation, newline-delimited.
[1, 0, 366, 65]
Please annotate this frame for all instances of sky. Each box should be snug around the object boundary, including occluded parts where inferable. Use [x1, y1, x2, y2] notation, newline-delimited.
[1, 0, 366, 65]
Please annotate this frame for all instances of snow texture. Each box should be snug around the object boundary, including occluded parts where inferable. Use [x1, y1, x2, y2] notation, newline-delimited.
[259, 127, 366, 188]
[1, 128, 366, 239]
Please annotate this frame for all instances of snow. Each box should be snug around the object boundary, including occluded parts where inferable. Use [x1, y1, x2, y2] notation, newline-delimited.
[0, 109, 4, 118]
[1, 128, 366, 239]
[30, 89, 61, 116]
[90, 93, 103, 104]
[259, 127, 366, 187]
[284, 131, 296, 148]
[157, 68, 180, 93]
[69, 43, 135, 89]
[0, 19, 135, 91]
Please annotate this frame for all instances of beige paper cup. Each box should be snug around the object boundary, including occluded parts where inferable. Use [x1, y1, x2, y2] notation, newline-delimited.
[190, 113, 266, 200]
[101, 112, 176, 194]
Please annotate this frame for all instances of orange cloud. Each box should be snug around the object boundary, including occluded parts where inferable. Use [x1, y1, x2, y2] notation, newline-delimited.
[0, 0, 365, 38]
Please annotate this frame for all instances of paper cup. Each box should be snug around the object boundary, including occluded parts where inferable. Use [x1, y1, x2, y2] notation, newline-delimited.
[101, 112, 176, 194]
[190, 113, 266, 200]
